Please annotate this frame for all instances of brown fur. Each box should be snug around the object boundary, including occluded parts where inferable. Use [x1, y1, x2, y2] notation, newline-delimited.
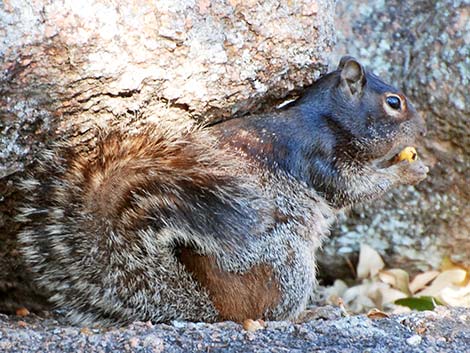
[177, 247, 281, 321]
[17, 57, 428, 325]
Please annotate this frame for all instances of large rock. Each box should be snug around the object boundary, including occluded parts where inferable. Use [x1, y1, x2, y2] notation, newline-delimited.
[320, 0, 470, 281]
[0, 0, 335, 178]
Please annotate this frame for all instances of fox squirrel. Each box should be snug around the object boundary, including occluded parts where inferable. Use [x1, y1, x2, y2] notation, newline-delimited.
[17, 57, 428, 325]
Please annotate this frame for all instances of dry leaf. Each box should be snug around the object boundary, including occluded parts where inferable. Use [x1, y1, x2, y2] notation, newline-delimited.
[342, 281, 378, 312]
[440, 285, 470, 307]
[441, 258, 470, 286]
[379, 269, 411, 295]
[441, 257, 469, 272]
[389, 304, 412, 314]
[325, 248, 470, 314]
[416, 269, 468, 297]
[367, 308, 390, 319]
[357, 244, 385, 279]
[375, 286, 408, 307]
[341, 278, 408, 312]
[409, 271, 440, 294]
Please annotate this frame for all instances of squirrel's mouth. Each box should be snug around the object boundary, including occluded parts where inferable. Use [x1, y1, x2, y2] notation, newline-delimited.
[375, 144, 418, 169]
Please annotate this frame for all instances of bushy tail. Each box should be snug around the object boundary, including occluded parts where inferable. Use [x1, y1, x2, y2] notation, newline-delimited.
[16, 125, 268, 324]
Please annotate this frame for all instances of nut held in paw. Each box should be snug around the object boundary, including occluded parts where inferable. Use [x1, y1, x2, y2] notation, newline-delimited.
[396, 147, 417, 163]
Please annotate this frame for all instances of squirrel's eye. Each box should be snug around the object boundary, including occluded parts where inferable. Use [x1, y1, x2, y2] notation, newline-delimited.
[386, 95, 401, 110]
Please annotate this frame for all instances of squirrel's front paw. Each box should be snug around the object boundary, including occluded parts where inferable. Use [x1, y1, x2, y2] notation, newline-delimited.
[394, 159, 429, 185]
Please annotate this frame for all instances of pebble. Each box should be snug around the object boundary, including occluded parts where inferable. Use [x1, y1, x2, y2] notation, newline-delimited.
[406, 334, 422, 346]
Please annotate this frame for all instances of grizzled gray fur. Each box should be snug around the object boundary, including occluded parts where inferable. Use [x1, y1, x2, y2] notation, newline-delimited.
[17, 57, 428, 325]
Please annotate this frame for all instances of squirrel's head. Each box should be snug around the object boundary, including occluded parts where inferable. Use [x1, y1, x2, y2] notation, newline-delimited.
[313, 56, 426, 167]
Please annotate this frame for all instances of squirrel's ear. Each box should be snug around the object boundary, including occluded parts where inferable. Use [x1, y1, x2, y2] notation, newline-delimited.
[337, 56, 356, 69]
[339, 56, 366, 97]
